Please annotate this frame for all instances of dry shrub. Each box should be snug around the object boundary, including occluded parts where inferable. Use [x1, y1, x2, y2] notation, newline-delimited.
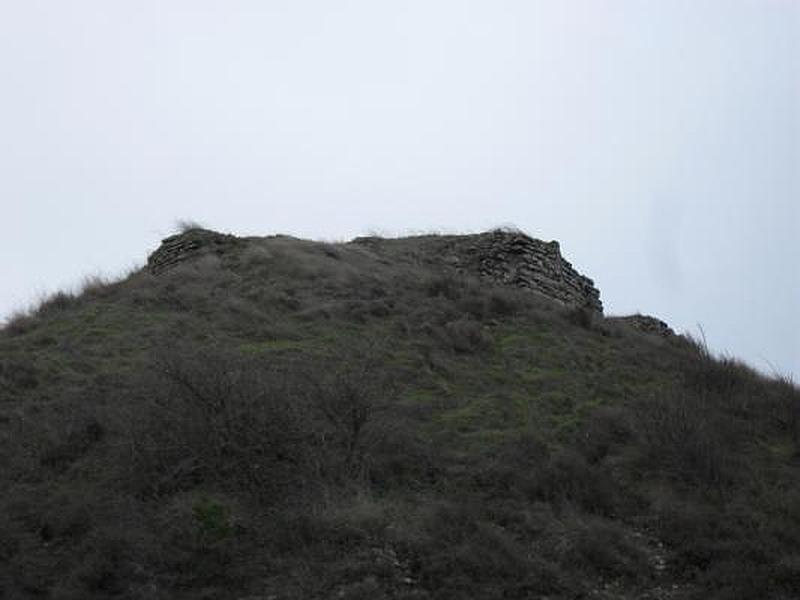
[38, 416, 105, 472]
[298, 341, 399, 481]
[1, 272, 123, 338]
[35, 290, 77, 317]
[634, 388, 738, 489]
[486, 288, 521, 317]
[424, 273, 467, 301]
[547, 513, 650, 582]
[565, 306, 596, 330]
[1, 289, 80, 337]
[240, 243, 274, 266]
[77, 274, 114, 299]
[774, 375, 800, 447]
[443, 319, 491, 354]
[123, 339, 397, 499]
[123, 346, 310, 499]
[0, 356, 39, 393]
[413, 502, 564, 595]
[527, 449, 622, 516]
[1, 402, 106, 483]
[2, 310, 37, 337]
[577, 405, 635, 463]
[680, 333, 759, 402]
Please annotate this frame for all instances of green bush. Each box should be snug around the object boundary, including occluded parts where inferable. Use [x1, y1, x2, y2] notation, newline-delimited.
[193, 496, 234, 542]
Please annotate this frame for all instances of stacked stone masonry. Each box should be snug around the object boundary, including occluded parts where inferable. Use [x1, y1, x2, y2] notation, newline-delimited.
[352, 230, 603, 313]
[462, 230, 603, 313]
[147, 229, 239, 275]
[612, 315, 675, 337]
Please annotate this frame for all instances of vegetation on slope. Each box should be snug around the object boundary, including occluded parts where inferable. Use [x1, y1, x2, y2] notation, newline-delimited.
[1, 230, 798, 599]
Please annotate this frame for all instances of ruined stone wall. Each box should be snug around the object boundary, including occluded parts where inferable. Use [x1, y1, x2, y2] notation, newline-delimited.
[352, 230, 602, 312]
[148, 228, 603, 314]
[610, 314, 675, 337]
[146, 229, 239, 275]
[458, 230, 603, 313]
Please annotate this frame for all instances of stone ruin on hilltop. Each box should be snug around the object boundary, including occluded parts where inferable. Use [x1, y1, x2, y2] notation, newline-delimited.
[146, 228, 679, 336]
[148, 228, 604, 314]
[464, 230, 602, 313]
[146, 228, 240, 275]
[351, 229, 603, 313]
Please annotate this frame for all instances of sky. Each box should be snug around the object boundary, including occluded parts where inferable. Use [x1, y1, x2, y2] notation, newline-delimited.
[1, 1, 798, 378]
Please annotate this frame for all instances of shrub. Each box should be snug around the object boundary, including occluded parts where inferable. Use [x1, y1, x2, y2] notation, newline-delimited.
[634, 388, 737, 489]
[193, 496, 235, 542]
[152, 493, 243, 587]
[0, 357, 39, 393]
[680, 332, 759, 403]
[366, 425, 439, 490]
[424, 273, 467, 301]
[443, 319, 491, 354]
[2, 310, 36, 337]
[415, 502, 563, 595]
[123, 346, 311, 499]
[565, 306, 596, 330]
[554, 515, 650, 581]
[527, 449, 621, 515]
[77, 274, 113, 299]
[50, 533, 140, 599]
[298, 342, 398, 480]
[771, 375, 800, 447]
[35, 290, 77, 317]
[39, 416, 105, 471]
[123, 339, 397, 498]
[577, 405, 634, 463]
[486, 288, 520, 318]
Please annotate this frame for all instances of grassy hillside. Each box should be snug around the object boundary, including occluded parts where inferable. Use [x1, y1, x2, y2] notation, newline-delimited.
[1, 229, 798, 599]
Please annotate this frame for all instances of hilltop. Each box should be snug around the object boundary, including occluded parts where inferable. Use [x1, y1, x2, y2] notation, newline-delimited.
[1, 228, 798, 599]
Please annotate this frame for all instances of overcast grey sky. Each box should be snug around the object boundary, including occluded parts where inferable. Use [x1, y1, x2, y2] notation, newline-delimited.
[1, 1, 798, 378]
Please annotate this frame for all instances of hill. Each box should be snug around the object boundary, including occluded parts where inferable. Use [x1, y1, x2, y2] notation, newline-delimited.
[1, 228, 798, 599]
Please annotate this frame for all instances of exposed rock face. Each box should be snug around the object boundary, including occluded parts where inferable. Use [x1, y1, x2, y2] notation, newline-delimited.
[462, 230, 602, 313]
[147, 229, 239, 275]
[612, 314, 675, 337]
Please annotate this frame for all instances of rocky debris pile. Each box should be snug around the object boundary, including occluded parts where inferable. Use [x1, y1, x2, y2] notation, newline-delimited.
[613, 314, 675, 337]
[463, 230, 603, 312]
[147, 229, 239, 275]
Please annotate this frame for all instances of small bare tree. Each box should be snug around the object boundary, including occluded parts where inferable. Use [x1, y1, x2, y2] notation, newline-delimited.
[299, 340, 398, 480]
[125, 344, 312, 499]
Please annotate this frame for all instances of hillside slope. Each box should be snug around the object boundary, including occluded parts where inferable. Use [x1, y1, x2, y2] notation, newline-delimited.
[1, 228, 798, 600]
